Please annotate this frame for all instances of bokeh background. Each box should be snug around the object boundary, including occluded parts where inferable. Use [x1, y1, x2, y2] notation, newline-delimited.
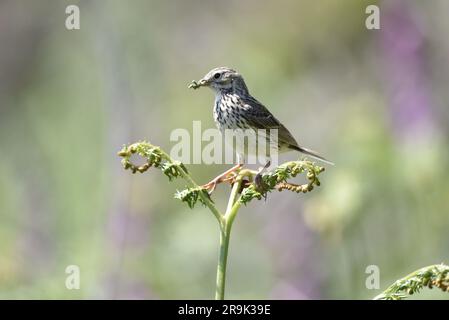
[0, 0, 448, 299]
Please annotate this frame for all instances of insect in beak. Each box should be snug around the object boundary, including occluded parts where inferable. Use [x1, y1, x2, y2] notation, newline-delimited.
[188, 78, 209, 89]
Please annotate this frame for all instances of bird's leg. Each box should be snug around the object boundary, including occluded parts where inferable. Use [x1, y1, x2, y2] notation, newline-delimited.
[202, 164, 243, 194]
[254, 160, 271, 191]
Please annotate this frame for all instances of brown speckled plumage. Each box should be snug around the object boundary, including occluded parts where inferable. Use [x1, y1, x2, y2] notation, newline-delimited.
[193, 67, 333, 165]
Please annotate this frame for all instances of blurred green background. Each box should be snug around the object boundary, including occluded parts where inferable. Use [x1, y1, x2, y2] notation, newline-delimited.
[0, 0, 448, 299]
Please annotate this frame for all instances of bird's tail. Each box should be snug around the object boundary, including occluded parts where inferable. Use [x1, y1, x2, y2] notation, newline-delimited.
[290, 145, 334, 166]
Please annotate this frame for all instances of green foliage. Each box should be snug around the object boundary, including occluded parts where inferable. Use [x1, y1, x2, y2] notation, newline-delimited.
[4, 0, 449, 300]
[118, 141, 189, 181]
[240, 161, 325, 205]
[118, 142, 325, 209]
[118, 141, 162, 173]
[374, 264, 449, 300]
[118, 141, 326, 299]
[174, 188, 210, 209]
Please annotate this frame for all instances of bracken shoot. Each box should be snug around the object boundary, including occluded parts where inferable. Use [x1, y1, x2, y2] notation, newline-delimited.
[118, 141, 325, 299]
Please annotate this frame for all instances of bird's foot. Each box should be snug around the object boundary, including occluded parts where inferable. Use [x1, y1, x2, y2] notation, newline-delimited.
[254, 161, 271, 191]
[201, 164, 243, 194]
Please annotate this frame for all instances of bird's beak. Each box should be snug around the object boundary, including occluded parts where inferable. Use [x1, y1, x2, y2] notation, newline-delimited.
[198, 78, 209, 86]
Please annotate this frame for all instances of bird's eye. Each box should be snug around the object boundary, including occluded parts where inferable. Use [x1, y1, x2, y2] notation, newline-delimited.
[213, 73, 221, 79]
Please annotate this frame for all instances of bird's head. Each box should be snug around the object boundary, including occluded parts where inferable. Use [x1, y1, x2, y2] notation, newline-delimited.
[192, 67, 248, 95]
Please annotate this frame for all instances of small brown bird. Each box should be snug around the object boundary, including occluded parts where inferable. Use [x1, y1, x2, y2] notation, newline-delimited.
[190, 67, 332, 191]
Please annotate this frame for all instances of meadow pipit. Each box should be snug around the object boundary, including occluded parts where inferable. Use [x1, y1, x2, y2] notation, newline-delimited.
[189, 67, 332, 192]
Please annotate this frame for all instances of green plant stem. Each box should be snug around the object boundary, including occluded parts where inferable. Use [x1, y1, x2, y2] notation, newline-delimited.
[119, 142, 325, 300]
[215, 178, 243, 300]
[215, 228, 231, 300]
